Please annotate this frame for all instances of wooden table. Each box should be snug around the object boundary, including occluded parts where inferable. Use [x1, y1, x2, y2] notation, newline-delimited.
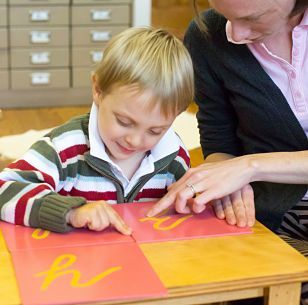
[0, 222, 307, 305]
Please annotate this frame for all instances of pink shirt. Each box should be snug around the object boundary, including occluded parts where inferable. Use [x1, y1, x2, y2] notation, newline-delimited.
[226, 9, 308, 135]
[227, 12, 308, 199]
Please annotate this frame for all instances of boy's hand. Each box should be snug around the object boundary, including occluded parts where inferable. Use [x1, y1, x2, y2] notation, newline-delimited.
[66, 201, 132, 235]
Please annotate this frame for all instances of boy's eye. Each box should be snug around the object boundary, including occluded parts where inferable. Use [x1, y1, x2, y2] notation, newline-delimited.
[116, 117, 132, 127]
[149, 129, 163, 136]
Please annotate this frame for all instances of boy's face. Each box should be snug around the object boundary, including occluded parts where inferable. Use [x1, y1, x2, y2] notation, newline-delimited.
[93, 83, 176, 163]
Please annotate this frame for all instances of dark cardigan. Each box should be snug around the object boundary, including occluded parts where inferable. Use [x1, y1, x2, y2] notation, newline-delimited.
[184, 9, 308, 231]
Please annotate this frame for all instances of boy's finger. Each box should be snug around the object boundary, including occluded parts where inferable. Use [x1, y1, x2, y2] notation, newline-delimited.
[72, 215, 90, 228]
[146, 194, 174, 217]
[108, 208, 132, 235]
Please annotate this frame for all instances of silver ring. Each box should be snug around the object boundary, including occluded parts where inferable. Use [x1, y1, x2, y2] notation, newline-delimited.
[186, 183, 196, 197]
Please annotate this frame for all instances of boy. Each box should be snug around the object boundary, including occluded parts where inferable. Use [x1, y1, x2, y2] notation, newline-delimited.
[0, 27, 194, 234]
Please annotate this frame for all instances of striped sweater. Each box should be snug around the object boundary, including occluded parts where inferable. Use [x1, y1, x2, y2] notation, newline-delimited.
[0, 114, 190, 233]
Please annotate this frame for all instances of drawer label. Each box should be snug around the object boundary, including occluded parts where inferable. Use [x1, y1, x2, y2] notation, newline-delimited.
[30, 10, 50, 22]
[30, 31, 51, 44]
[90, 51, 103, 63]
[91, 10, 111, 21]
[31, 52, 50, 64]
[91, 31, 110, 42]
[30, 72, 50, 85]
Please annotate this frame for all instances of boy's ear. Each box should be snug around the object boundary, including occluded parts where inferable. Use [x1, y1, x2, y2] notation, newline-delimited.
[91, 74, 102, 105]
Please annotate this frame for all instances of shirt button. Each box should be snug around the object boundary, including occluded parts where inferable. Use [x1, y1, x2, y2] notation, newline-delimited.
[293, 48, 299, 56]
[289, 70, 296, 79]
[293, 31, 301, 38]
[296, 105, 306, 113]
[295, 91, 302, 98]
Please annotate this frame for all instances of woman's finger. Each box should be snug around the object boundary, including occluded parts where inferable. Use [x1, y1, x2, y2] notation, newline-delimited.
[230, 191, 246, 227]
[212, 199, 225, 219]
[222, 196, 236, 225]
[147, 189, 179, 216]
[241, 185, 255, 227]
[192, 201, 206, 213]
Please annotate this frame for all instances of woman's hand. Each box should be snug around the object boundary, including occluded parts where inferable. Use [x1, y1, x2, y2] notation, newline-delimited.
[212, 185, 255, 227]
[66, 200, 132, 235]
[147, 157, 255, 226]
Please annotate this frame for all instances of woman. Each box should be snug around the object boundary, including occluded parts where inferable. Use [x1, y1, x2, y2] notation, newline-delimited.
[148, 0, 308, 271]
[148, 1, 308, 303]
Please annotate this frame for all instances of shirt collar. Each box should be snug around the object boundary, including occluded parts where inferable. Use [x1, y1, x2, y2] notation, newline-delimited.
[297, 8, 308, 27]
[88, 102, 180, 165]
[225, 20, 253, 45]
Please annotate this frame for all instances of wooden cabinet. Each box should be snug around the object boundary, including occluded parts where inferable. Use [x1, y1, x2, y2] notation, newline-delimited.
[9, 1, 69, 91]
[71, 1, 131, 87]
[0, 0, 151, 107]
[0, 1, 8, 90]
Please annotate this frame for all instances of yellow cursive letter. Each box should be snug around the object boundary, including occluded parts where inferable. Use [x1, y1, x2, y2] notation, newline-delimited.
[35, 254, 122, 291]
[32, 229, 50, 240]
[139, 214, 193, 231]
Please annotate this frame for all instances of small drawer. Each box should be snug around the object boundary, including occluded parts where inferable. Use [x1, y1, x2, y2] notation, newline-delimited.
[10, 27, 69, 47]
[9, 0, 69, 5]
[10, 6, 69, 26]
[0, 7, 7, 27]
[72, 47, 104, 67]
[72, 26, 128, 46]
[11, 69, 70, 89]
[72, 67, 94, 88]
[73, 0, 131, 4]
[0, 29, 8, 49]
[11, 48, 69, 68]
[72, 5, 130, 25]
[0, 70, 9, 90]
[0, 49, 8, 69]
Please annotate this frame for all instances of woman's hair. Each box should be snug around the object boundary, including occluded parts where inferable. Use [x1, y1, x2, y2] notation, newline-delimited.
[193, 0, 308, 32]
[291, 0, 308, 16]
[94, 27, 194, 117]
[193, 0, 209, 33]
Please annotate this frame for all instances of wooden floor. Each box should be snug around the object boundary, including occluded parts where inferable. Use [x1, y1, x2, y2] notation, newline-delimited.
[0, 0, 207, 168]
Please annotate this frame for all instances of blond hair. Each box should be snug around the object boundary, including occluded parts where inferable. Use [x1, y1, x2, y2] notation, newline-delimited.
[94, 27, 194, 117]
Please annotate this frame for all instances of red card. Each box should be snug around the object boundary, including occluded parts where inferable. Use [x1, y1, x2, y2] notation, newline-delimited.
[114, 202, 252, 243]
[12, 243, 167, 305]
[0, 222, 133, 252]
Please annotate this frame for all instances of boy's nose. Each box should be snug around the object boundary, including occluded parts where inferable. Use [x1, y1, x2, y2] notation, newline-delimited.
[125, 133, 143, 148]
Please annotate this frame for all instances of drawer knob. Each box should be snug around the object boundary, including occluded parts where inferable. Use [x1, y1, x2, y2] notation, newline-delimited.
[30, 52, 51, 65]
[29, 10, 50, 22]
[91, 31, 110, 42]
[91, 9, 111, 21]
[90, 51, 103, 63]
[30, 31, 51, 44]
[30, 72, 51, 85]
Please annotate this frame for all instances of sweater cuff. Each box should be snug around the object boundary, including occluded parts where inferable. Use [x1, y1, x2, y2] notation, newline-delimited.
[38, 195, 86, 233]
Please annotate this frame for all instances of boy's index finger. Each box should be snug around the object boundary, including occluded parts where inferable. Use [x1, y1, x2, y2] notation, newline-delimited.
[107, 206, 132, 235]
[146, 195, 174, 217]
[113, 221, 132, 235]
